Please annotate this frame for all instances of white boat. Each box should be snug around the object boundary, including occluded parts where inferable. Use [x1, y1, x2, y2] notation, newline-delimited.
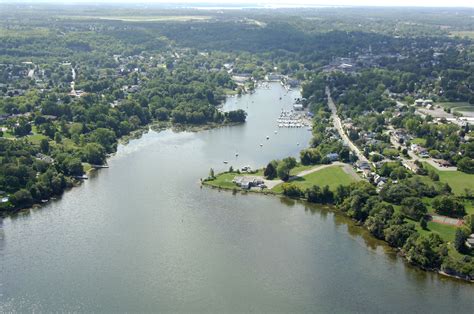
[223, 161, 228, 164]
[260, 144, 263, 147]
[266, 136, 270, 140]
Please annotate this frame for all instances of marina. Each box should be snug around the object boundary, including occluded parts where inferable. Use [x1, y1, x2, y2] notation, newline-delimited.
[277, 109, 313, 129]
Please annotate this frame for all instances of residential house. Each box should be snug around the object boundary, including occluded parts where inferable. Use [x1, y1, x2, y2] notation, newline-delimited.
[233, 176, 264, 190]
[402, 160, 420, 174]
[356, 160, 371, 172]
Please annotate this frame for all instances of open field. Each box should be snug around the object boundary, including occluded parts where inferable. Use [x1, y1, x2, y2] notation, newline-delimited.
[203, 168, 265, 190]
[411, 137, 426, 146]
[450, 31, 474, 39]
[424, 163, 474, 195]
[437, 102, 474, 115]
[272, 165, 357, 193]
[203, 172, 237, 189]
[289, 164, 313, 176]
[416, 221, 458, 242]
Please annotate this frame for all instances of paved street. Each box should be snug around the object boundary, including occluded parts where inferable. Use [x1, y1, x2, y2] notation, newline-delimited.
[326, 87, 369, 164]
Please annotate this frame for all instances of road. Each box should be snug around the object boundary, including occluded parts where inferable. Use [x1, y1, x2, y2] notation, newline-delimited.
[326, 87, 369, 164]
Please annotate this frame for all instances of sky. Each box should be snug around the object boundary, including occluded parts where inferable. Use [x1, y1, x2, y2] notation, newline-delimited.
[3, 0, 474, 7]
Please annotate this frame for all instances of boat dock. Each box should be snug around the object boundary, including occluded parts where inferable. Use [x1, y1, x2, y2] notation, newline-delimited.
[277, 110, 312, 128]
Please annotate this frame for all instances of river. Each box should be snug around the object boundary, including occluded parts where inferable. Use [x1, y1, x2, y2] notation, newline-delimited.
[0, 83, 473, 312]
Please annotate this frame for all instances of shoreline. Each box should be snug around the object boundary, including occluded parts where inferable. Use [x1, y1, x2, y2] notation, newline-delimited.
[1, 119, 245, 218]
[202, 176, 474, 284]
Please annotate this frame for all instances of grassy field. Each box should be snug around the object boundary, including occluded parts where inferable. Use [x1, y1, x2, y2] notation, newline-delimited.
[424, 163, 474, 195]
[416, 221, 458, 242]
[454, 106, 474, 112]
[273, 165, 357, 193]
[204, 173, 238, 189]
[27, 133, 49, 144]
[411, 137, 426, 146]
[204, 168, 265, 190]
[289, 164, 313, 176]
[450, 31, 474, 39]
[437, 102, 474, 113]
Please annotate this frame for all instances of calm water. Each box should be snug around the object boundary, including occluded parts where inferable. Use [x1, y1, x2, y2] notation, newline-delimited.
[0, 83, 473, 312]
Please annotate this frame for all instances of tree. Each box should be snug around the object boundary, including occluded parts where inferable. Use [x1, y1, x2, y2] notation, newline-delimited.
[403, 233, 445, 269]
[384, 223, 416, 248]
[441, 183, 452, 194]
[282, 157, 297, 169]
[300, 148, 321, 165]
[334, 184, 350, 204]
[82, 143, 106, 165]
[401, 197, 427, 220]
[14, 119, 32, 137]
[454, 229, 468, 253]
[306, 185, 322, 203]
[89, 128, 116, 153]
[458, 157, 474, 174]
[420, 217, 428, 230]
[10, 189, 33, 209]
[40, 138, 50, 153]
[264, 162, 277, 179]
[380, 182, 416, 204]
[225, 109, 247, 123]
[365, 214, 387, 239]
[61, 156, 84, 176]
[277, 162, 291, 181]
[464, 214, 474, 233]
[432, 195, 465, 217]
[428, 170, 439, 181]
[321, 185, 334, 203]
[54, 132, 62, 143]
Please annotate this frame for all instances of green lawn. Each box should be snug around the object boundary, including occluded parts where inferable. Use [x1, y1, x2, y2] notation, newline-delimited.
[27, 133, 48, 144]
[289, 164, 313, 176]
[2, 130, 14, 138]
[273, 165, 357, 193]
[415, 220, 458, 242]
[411, 138, 426, 146]
[437, 102, 474, 113]
[423, 163, 474, 195]
[204, 172, 238, 189]
[464, 201, 474, 215]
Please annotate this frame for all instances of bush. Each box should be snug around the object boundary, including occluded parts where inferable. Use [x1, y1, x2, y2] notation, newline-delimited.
[281, 183, 303, 198]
